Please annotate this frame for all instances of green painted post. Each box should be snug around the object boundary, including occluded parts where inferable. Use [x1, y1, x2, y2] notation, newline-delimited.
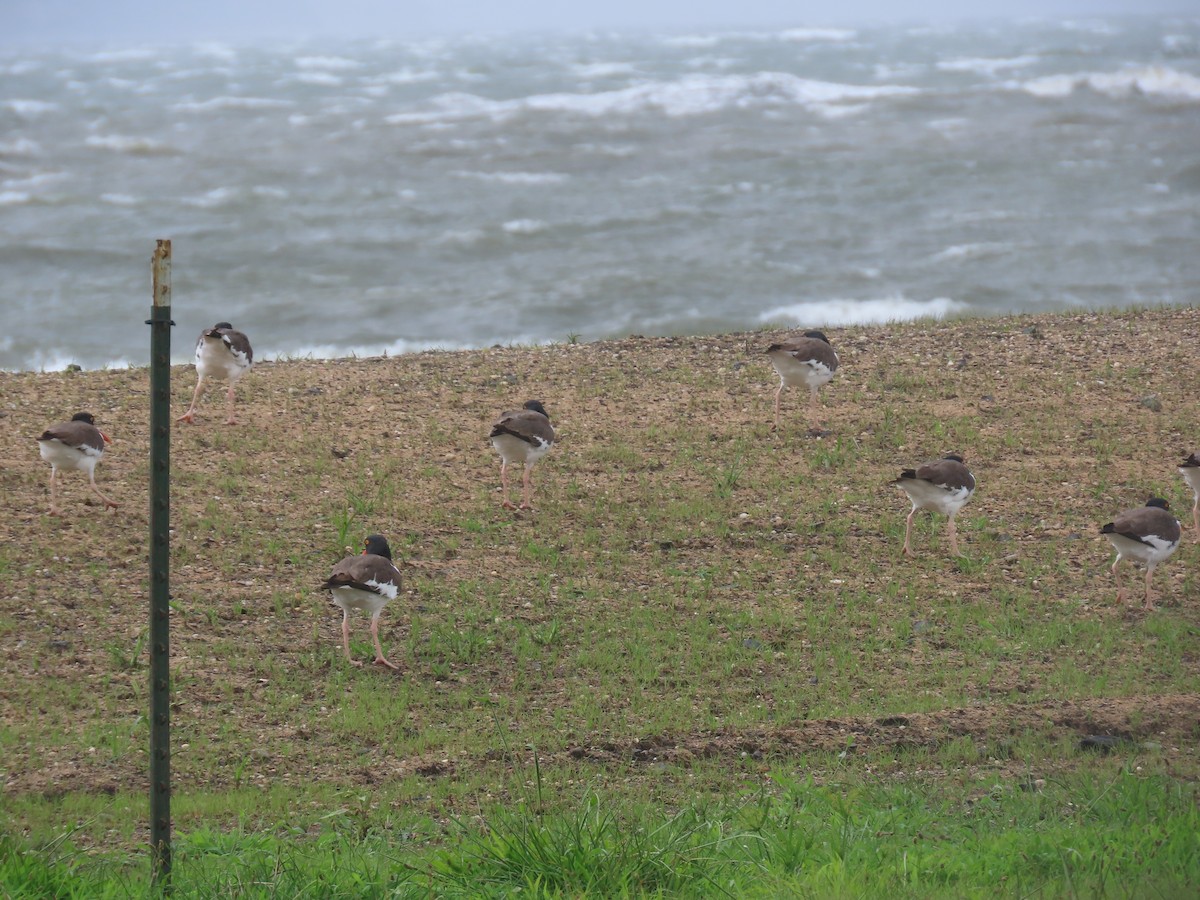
[148, 239, 174, 891]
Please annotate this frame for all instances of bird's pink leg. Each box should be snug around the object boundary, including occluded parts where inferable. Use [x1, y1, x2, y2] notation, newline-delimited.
[519, 465, 537, 510]
[500, 462, 516, 509]
[772, 382, 784, 432]
[48, 468, 62, 516]
[178, 376, 205, 424]
[224, 385, 238, 425]
[808, 387, 821, 429]
[88, 472, 118, 510]
[1111, 557, 1126, 604]
[1192, 500, 1199, 542]
[1143, 567, 1156, 610]
[370, 613, 399, 670]
[902, 508, 917, 557]
[947, 515, 961, 557]
[342, 611, 363, 667]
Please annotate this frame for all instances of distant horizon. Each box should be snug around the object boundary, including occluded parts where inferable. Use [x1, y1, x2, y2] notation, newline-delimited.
[3, 1, 1195, 47]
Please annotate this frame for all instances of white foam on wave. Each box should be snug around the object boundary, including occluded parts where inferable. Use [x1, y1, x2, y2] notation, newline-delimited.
[759, 296, 969, 327]
[502, 219, 547, 235]
[937, 55, 1038, 77]
[101, 193, 139, 206]
[173, 96, 295, 112]
[19, 349, 136, 373]
[571, 61, 639, 79]
[0, 191, 31, 206]
[294, 72, 344, 86]
[1, 61, 41, 76]
[388, 72, 918, 125]
[434, 228, 488, 247]
[295, 56, 362, 71]
[269, 336, 464, 362]
[779, 28, 857, 43]
[182, 186, 242, 208]
[662, 35, 722, 49]
[1163, 34, 1198, 56]
[928, 242, 1014, 263]
[662, 28, 856, 48]
[453, 170, 568, 185]
[4, 99, 58, 118]
[3, 171, 67, 191]
[85, 134, 177, 155]
[1019, 66, 1200, 102]
[374, 68, 441, 85]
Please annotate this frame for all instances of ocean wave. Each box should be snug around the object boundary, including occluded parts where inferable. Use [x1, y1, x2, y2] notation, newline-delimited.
[778, 28, 857, 43]
[759, 296, 969, 327]
[571, 62, 640, 79]
[1018, 66, 1200, 102]
[661, 35, 722, 49]
[502, 219, 548, 235]
[2, 171, 67, 191]
[84, 134, 178, 155]
[182, 186, 243, 208]
[17, 349, 136, 373]
[928, 242, 1015, 263]
[373, 68, 441, 85]
[387, 73, 919, 125]
[3, 99, 58, 118]
[937, 55, 1039, 77]
[0, 191, 31, 206]
[295, 56, 361, 70]
[172, 96, 295, 112]
[293, 72, 344, 86]
[453, 170, 568, 185]
[269, 337, 461, 362]
[0, 60, 41, 76]
[0, 137, 42, 157]
[661, 27, 856, 48]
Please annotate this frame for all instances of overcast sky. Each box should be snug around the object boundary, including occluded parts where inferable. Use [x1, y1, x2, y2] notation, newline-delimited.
[4, 1, 1193, 46]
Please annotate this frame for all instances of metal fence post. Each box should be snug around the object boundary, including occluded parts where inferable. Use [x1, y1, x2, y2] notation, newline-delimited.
[147, 239, 174, 891]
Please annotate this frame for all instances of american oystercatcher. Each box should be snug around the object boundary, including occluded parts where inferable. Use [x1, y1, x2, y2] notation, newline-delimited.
[1178, 453, 1200, 540]
[321, 534, 402, 669]
[37, 412, 119, 516]
[178, 322, 253, 425]
[1101, 498, 1181, 609]
[892, 454, 976, 557]
[490, 400, 555, 510]
[766, 330, 839, 431]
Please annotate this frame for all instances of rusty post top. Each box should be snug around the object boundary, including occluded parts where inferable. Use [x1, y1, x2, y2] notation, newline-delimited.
[152, 239, 172, 308]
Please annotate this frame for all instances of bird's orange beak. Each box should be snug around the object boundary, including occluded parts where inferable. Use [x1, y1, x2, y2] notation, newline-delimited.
[100, 431, 112, 445]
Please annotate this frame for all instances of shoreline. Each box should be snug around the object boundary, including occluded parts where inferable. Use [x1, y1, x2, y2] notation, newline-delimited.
[3, 301, 1195, 377]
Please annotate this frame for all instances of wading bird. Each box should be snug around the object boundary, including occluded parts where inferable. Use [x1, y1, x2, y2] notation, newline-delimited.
[765, 330, 839, 432]
[321, 534, 402, 669]
[490, 400, 555, 510]
[178, 322, 253, 425]
[892, 454, 975, 557]
[1178, 453, 1200, 540]
[37, 412, 119, 516]
[1101, 498, 1180, 610]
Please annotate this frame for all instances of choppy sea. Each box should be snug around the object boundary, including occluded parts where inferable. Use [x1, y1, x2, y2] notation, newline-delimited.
[1, 16, 1198, 371]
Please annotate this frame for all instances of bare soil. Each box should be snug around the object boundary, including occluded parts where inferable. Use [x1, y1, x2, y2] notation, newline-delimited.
[2, 307, 1199, 802]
